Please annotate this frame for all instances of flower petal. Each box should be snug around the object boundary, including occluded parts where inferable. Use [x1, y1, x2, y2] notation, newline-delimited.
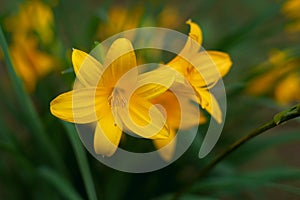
[50, 88, 110, 123]
[135, 66, 176, 99]
[186, 19, 203, 45]
[94, 114, 122, 157]
[189, 51, 232, 88]
[205, 51, 232, 77]
[194, 89, 222, 124]
[153, 128, 176, 161]
[102, 38, 138, 88]
[165, 20, 203, 79]
[72, 49, 103, 88]
[152, 89, 204, 130]
[118, 95, 169, 139]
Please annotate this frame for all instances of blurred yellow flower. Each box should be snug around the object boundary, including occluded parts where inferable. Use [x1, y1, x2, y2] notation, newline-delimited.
[50, 38, 176, 156]
[96, 5, 183, 41]
[4, 0, 56, 91]
[167, 20, 232, 123]
[5, 0, 54, 44]
[282, 0, 300, 33]
[247, 50, 293, 95]
[96, 6, 143, 40]
[275, 73, 300, 104]
[247, 49, 300, 105]
[9, 35, 56, 91]
[157, 6, 184, 29]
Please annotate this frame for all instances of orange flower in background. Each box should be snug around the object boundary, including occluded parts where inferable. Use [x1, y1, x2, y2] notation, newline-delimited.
[5, 0, 55, 44]
[96, 4, 183, 41]
[247, 49, 300, 105]
[247, 50, 293, 95]
[96, 6, 143, 40]
[275, 73, 300, 104]
[4, 0, 56, 91]
[282, 0, 300, 33]
[157, 6, 184, 29]
[9, 35, 56, 91]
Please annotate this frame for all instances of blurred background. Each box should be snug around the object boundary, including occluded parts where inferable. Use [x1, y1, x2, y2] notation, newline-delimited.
[0, 0, 300, 199]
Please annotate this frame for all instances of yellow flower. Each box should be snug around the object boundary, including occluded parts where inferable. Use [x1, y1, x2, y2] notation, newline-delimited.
[157, 6, 184, 29]
[247, 49, 300, 105]
[96, 6, 143, 40]
[151, 85, 206, 161]
[275, 73, 300, 104]
[50, 38, 176, 156]
[282, 0, 300, 33]
[166, 20, 232, 123]
[247, 50, 293, 95]
[5, 0, 54, 44]
[9, 35, 56, 91]
[4, 0, 56, 91]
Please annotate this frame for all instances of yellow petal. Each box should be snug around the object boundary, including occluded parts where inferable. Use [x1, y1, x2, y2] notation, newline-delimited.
[50, 88, 110, 123]
[152, 89, 203, 129]
[166, 55, 191, 76]
[189, 51, 232, 88]
[102, 38, 138, 88]
[94, 113, 122, 156]
[165, 20, 203, 79]
[186, 19, 203, 45]
[135, 66, 176, 99]
[194, 89, 222, 124]
[72, 49, 103, 88]
[177, 20, 203, 57]
[205, 51, 232, 77]
[153, 128, 176, 161]
[118, 95, 169, 139]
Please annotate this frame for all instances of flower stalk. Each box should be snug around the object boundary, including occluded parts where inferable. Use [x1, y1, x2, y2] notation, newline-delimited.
[175, 103, 300, 199]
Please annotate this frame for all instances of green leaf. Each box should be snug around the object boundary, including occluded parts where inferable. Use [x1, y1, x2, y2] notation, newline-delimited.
[0, 26, 65, 173]
[62, 121, 98, 200]
[38, 167, 84, 200]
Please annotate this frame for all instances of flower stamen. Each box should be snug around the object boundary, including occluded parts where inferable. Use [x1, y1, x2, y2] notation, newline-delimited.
[108, 88, 128, 126]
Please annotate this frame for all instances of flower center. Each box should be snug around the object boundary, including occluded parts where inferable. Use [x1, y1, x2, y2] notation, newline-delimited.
[108, 88, 128, 126]
[109, 88, 127, 108]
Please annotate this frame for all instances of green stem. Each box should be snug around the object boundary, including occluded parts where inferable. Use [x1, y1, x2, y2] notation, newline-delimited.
[62, 122, 98, 200]
[174, 103, 300, 199]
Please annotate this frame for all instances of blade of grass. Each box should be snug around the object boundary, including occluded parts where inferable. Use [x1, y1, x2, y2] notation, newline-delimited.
[62, 121, 98, 200]
[38, 167, 84, 200]
[0, 26, 65, 173]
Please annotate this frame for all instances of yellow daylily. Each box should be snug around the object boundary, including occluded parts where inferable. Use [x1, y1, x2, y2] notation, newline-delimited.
[96, 6, 143, 40]
[5, 0, 55, 44]
[4, 0, 56, 91]
[151, 84, 206, 161]
[51, 38, 175, 156]
[275, 73, 300, 105]
[9, 35, 56, 91]
[282, 0, 300, 33]
[247, 49, 300, 105]
[167, 20, 232, 123]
